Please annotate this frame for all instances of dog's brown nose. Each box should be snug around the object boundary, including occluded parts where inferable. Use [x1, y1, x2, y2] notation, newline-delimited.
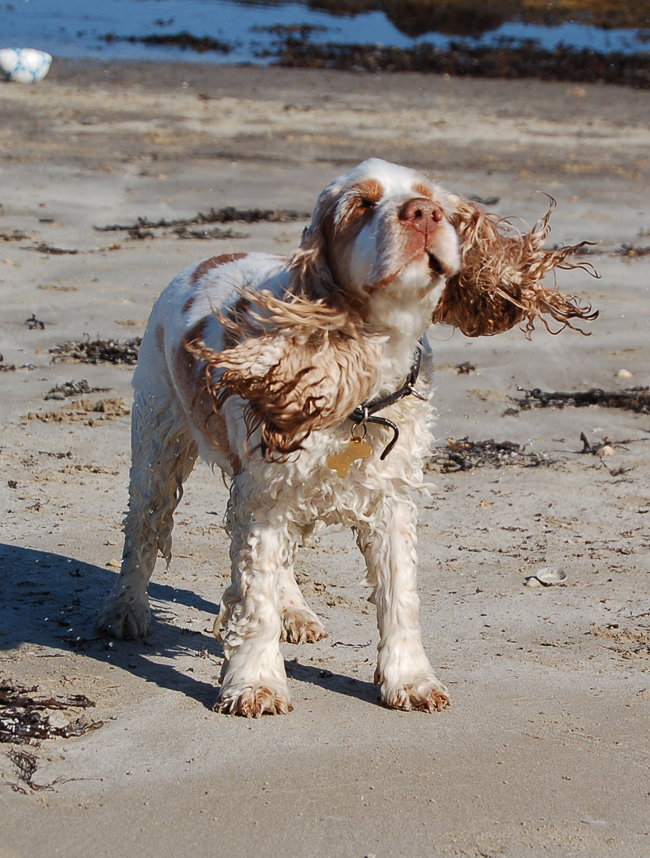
[399, 199, 444, 234]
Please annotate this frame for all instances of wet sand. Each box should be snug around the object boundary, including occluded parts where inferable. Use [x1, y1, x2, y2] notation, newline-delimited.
[1, 60, 650, 857]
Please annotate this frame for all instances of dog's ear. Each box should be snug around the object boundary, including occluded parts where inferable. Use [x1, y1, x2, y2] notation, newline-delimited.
[186, 289, 382, 461]
[288, 184, 341, 302]
[432, 196, 599, 337]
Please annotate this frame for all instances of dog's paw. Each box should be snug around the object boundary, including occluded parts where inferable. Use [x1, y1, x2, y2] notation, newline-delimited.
[380, 677, 450, 713]
[215, 684, 293, 718]
[280, 610, 328, 644]
[96, 598, 151, 640]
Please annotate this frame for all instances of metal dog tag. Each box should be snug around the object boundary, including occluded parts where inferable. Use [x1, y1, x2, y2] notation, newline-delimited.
[327, 437, 372, 478]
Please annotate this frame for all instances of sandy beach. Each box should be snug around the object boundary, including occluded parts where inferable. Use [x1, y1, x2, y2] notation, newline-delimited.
[1, 59, 650, 857]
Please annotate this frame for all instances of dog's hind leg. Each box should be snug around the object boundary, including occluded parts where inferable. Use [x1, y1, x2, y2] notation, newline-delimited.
[97, 388, 198, 639]
[278, 562, 328, 644]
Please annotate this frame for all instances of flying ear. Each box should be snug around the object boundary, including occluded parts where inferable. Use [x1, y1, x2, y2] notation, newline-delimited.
[185, 288, 382, 461]
[432, 196, 599, 337]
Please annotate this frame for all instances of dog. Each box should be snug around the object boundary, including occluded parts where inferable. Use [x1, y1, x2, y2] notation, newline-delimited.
[97, 158, 596, 716]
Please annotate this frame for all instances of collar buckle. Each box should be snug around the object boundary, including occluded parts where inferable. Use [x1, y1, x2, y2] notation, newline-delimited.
[348, 339, 426, 460]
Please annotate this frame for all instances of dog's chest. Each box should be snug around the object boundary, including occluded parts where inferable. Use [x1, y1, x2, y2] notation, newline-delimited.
[278, 459, 384, 527]
[265, 408, 431, 526]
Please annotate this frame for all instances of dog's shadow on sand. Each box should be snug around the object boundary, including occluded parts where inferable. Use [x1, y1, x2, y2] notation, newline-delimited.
[0, 543, 378, 711]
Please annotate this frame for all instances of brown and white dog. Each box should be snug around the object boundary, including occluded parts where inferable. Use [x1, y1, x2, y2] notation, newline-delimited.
[97, 158, 596, 716]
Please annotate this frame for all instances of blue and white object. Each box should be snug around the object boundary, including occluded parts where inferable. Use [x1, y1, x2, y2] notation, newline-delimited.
[0, 48, 52, 83]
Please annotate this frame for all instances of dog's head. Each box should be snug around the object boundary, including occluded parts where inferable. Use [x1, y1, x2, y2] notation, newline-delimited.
[291, 158, 461, 332]
[292, 157, 597, 337]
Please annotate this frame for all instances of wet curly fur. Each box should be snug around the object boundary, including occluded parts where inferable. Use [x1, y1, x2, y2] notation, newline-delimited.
[433, 196, 598, 337]
[187, 289, 384, 460]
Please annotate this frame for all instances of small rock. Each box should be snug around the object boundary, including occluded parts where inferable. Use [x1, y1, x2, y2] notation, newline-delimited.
[616, 369, 633, 379]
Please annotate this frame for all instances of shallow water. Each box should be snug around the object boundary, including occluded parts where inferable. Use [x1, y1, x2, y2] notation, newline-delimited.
[0, 0, 647, 65]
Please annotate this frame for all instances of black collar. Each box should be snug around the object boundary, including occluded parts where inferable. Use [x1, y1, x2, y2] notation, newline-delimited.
[349, 341, 426, 460]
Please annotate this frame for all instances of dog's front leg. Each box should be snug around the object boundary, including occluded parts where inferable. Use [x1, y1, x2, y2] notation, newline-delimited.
[215, 519, 293, 717]
[357, 497, 450, 712]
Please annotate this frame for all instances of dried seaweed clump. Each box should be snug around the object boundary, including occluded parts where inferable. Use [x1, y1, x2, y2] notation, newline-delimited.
[50, 337, 141, 365]
[433, 198, 599, 337]
[0, 679, 103, 745]
[514, 386, 650, 414]
[426, 437, 554, 472]
[95, 207, 310, 240]
[44, 379, 112, 400]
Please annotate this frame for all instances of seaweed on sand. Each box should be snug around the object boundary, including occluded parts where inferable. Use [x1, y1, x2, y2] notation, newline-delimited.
[1, 679, 103, 747]
[426, 437, 554, 472]
[513, 387, 650, 414]
[50, 337, 141, 365]
[95, 207, 310, 240]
